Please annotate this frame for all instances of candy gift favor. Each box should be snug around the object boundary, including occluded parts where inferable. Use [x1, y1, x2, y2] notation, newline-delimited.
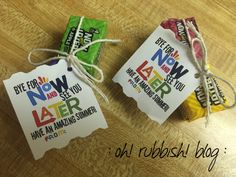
[3, 16, 119, 159]
[113, 17, 232, 124]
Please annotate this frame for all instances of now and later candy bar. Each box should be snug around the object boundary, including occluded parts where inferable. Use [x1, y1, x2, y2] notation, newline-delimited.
[60, 16, 108, 75]
[161, 17, 226, 121]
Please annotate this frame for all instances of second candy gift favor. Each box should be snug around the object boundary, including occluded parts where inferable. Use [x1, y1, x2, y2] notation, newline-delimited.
[113, 18, 201, 124]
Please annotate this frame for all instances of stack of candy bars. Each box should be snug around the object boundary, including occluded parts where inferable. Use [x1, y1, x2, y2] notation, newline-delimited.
[161, 17, 227, 121]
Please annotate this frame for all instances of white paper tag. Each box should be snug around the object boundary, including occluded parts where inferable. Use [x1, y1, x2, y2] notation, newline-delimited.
[3, 60, 107, 159]
[113, 26, 200, 124]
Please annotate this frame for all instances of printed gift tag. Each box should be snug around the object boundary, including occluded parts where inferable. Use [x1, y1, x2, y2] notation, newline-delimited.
[113, 25, 200, 124]
[3, 60, 107, 159]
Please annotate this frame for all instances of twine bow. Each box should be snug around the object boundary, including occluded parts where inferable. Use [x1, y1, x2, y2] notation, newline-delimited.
[28, 16, 120, 103]
[183, 19, 236, 126]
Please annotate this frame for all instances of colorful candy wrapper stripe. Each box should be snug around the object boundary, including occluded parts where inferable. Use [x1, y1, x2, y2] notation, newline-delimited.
[60, 16, 108, 75]
[161, 17, 227, 121]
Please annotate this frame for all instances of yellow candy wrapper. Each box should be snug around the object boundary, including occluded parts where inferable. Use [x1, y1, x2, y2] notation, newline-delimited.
[180, 77, 226, 121]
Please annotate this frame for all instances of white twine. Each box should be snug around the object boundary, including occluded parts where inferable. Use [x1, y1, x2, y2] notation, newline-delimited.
[28, 16, 120, 103]
[183, 19, 236, 126]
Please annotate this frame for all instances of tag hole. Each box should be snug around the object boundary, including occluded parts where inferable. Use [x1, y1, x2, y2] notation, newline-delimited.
[195, 73, 200, 78]
[67, 67, 73, 72]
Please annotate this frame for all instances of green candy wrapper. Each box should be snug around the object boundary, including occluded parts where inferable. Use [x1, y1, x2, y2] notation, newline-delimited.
[60, 16, 108, 75]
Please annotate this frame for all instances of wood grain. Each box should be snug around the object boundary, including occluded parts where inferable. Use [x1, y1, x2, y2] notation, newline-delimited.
[0, 0, 236, 177]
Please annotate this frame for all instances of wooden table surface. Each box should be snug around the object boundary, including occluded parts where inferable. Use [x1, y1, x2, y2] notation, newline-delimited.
[0, 0, 236, 177]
